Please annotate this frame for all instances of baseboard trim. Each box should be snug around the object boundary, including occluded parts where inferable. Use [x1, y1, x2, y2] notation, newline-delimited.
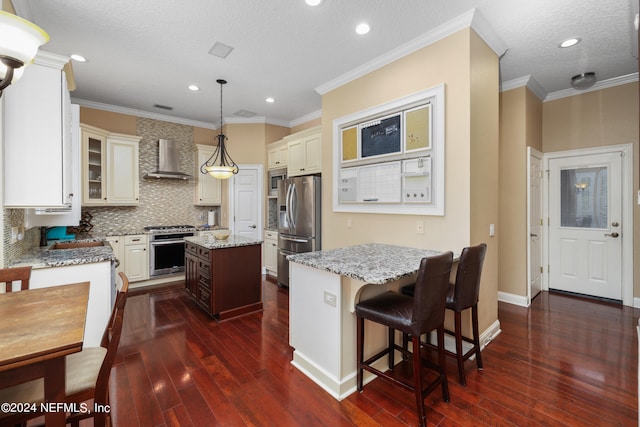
[498, 291, 529, 307]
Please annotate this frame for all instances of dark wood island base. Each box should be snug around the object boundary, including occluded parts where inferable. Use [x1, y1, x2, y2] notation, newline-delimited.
[185, 236, 263, 321]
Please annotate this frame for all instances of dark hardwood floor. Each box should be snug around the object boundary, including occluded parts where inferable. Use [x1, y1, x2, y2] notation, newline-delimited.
[106, 279, 639, 426]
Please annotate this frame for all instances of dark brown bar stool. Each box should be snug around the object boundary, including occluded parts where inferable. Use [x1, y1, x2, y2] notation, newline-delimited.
[402, 243, 487, 386]
[356, 252, 453, 427]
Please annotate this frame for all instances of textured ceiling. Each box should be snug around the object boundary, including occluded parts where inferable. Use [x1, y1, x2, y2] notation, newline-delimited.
[12, 0, 639, 128]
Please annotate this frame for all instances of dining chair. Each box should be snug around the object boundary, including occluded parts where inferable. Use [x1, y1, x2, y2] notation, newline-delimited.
[402, 243, 487, 386]
[0, 272, 130, 427]
[356, 252, 453, 427]
[0, 266, 31, 293]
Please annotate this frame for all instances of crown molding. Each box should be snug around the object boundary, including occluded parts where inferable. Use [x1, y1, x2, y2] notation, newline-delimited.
[73, 99, 219, 129]
[290, 109, 322, 128]
[544, 72, 639, 101]
[500, 75, 547, 101]
[315, 8, 507, 96]
[34, 51, 69, 69]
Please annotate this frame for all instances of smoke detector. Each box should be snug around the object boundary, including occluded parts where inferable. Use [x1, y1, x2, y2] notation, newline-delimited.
[571, 72, 596, 90]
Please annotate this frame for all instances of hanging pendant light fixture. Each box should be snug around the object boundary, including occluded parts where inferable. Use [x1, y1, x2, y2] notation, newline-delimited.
[200, 79, 239, 180]
[0, 11, 50, 97]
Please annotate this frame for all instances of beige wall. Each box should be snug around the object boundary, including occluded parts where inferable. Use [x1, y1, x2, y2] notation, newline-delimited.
[80, 108, 136, 134]
[469, 31, 500, 329]
[321, 28, 499, 333]
[543, 82, 639, 296]
[498, 86, 543, 297]
[290, 117, 321, 134]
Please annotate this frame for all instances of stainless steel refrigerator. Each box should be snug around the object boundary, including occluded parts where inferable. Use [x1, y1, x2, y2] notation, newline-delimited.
[277, 176, 321, 287]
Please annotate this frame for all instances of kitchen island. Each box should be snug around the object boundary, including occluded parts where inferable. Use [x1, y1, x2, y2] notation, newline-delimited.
[184, 235, 263, 320]
[287, 243, 447, 400]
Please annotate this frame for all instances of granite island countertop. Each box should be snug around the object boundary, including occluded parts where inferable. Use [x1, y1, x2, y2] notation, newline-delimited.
[185, 235, 262, 250]
[9, 238, 117, 269]
[287, 243, 452, 285]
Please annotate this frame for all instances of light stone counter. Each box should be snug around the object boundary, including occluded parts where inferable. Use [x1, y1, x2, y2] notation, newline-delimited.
[287, 243, 444, 284]
[184, 235, 262, 249]
[9, 238, 116, 269]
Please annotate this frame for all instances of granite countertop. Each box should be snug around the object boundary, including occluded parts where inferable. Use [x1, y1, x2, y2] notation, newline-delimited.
[287, 243, 451, 285]
[9, 237, 117, 269]
[185, 235, 262, 250]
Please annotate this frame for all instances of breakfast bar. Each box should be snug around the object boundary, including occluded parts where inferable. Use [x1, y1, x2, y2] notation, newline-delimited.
[287, 243, 447, 400]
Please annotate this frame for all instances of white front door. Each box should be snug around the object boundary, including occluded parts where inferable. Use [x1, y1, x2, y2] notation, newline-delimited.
[231, 166, 262, 240]
[527, 148, 543, 302]
[548, 152, 622, 300]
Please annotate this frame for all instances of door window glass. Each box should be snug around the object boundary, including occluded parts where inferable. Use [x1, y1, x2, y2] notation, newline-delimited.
[560, 167, 608, 228]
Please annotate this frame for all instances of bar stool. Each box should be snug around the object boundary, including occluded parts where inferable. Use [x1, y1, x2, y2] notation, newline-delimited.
[402, 243, 487, 386]
[0, 266, 31, 292]
[356, 252, 453, 427]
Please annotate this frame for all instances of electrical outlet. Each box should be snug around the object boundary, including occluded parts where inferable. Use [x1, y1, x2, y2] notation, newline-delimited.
[489, 224, 495, 237]
[10, 227, 18, 244]
[324, 291, 336, 307]
[416, 221, 424, 235]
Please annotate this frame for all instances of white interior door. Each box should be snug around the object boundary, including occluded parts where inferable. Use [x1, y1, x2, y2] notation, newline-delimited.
[231, 166, 262, 240]
[527, 148, 543, 302]
[548, 152, 622, 300]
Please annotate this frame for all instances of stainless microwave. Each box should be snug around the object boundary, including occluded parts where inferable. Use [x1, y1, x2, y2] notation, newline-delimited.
[269, 170, 286, 196]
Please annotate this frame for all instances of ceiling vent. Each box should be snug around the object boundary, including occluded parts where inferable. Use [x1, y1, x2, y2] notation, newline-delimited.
[209, 42, 234, 59]
[153, 103, 173, 111]
[234, 109, 256, 117]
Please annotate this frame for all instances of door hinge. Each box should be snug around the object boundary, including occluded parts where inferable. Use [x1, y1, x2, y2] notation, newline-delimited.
[539, 218, 543, 226]
[540, 266, 543, 273]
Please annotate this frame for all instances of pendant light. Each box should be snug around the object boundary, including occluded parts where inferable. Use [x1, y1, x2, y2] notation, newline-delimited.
[200, 79, 239, 179]
[0, 11, 50, 97]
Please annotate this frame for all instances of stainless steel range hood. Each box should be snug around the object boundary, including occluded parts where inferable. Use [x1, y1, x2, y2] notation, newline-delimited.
[144, 139, 192, 180]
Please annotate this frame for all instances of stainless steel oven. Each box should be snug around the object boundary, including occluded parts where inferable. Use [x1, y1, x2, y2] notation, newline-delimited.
[145, 225, 195, 277]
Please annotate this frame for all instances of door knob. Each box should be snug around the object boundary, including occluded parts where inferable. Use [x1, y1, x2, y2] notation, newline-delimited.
[530, 233, 538, 237]
[611, 222, 619, 227]
[604, 232, 620, 238]
[250, 224, 257, 229]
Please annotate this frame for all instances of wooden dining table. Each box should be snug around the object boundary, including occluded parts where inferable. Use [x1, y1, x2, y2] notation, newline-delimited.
[0, 282, 90, 426]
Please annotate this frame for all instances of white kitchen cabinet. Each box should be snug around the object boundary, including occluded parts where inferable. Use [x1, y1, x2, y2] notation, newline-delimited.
[194, 144, 222, 205]
[81, 124, 140, 206]
[105, 236, 125, 276]
[123, 234, 148, 282]
[3, 51, 73, 208]
[267, 141, 288, 170]
[24, 104, 82, 227]
[287, 127, 321, 177]
[263, 230, 278, 274]
[81, 124, 108, 205]
[106, 134, 141, 205]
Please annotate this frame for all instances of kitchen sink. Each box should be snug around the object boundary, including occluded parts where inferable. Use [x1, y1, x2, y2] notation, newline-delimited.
[49, 241, 105, 250]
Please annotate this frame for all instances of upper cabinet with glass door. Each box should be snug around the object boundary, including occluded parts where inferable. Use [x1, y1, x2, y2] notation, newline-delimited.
[81, 124, 109, 206]
[81, 124, 141, 206]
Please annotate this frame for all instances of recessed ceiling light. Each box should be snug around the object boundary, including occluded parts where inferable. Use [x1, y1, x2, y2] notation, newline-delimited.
[265, 97, 275, 103]
[305, 0, 323, 6]
[188, 84, 200, 91]
[355, 22, 370, 35]
[70, 54, 86, 62]
[559, 38, 580, 48]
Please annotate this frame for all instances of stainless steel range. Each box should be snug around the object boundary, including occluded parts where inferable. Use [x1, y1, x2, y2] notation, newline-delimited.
[145, 225, 196, 277]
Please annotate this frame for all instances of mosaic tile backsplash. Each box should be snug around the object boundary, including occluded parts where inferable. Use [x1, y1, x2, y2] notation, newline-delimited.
[3, 117, 222, 265]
